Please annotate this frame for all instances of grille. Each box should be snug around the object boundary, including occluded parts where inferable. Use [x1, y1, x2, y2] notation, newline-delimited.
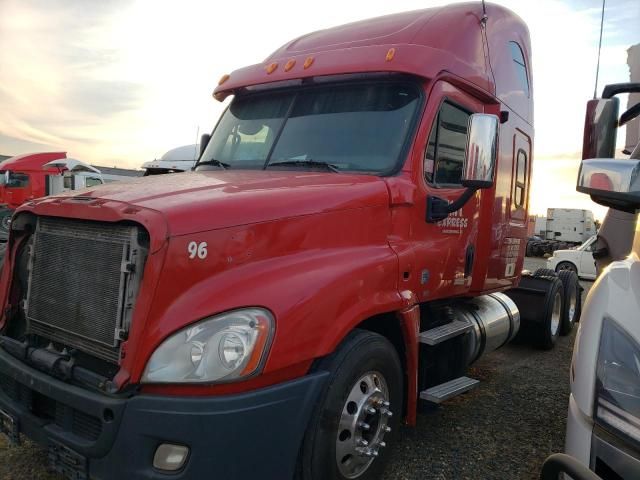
[25, 217, 147, 363]
[0, 373, 102, 441]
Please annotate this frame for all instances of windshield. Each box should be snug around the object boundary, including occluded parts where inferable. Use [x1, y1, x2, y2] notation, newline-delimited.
[198, 81, 421, 174]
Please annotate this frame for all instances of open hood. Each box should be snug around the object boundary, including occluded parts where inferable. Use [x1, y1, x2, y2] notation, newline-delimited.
[43, 158, 101, 174]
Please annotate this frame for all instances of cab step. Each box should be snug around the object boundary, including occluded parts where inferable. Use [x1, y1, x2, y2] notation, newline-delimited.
[420, 376, 479, 403]
[418, 320, 473, 345]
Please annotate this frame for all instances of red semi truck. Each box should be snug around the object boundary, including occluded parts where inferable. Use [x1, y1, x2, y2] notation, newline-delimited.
[0, 4, 581, 480]
[0, 152, 105, 236]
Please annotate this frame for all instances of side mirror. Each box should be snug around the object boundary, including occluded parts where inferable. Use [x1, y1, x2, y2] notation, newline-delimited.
[582, 98, 619, 160]
[426, 113, 499, 223]
[199, 133, 211, 159]
[461, 113, 499, 189]
[577, 158, 640, 212]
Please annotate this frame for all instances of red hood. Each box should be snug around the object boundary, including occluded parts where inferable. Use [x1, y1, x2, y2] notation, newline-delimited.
[53, 170, 390, 236]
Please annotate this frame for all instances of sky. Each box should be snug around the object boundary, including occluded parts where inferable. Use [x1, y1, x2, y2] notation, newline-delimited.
[0, 0, 639, 219]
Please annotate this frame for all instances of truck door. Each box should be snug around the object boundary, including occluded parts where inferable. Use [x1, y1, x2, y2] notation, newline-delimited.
[409, 80, 486, 301]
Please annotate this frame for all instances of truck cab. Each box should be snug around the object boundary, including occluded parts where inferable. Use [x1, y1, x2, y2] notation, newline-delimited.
[562, 82, 640, 479]
[0, 5, 572, 480]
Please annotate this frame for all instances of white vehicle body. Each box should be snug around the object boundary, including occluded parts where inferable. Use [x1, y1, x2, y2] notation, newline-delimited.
[546, 208, 596, 243]
[142, 144, 197, 174]
[565, 243, 640, 478]
[547, 236, 598, 280]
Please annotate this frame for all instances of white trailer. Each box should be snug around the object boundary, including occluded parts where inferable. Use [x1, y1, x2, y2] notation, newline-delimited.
[545, 208, 595, 243]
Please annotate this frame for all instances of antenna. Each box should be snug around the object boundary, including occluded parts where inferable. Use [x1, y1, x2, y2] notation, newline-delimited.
[481, 0, 488, 25]
[593, 0, 606, 99]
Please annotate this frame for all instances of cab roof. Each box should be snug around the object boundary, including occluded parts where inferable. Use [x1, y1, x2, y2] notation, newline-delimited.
[213, 2, 532, 121]
[1, 152, 67, 171]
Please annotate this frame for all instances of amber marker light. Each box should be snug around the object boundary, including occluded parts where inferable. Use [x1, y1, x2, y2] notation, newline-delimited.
[266, 62, 278, 74]
[218, 74, 230, 85]
[303, 56, 315, 69]
[386, 48, 396, 62]
[284, 59, 296, 72]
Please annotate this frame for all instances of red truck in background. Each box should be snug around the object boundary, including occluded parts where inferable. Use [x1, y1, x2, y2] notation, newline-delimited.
[0, 152, 105, 238]
[0, 4, 582, 480]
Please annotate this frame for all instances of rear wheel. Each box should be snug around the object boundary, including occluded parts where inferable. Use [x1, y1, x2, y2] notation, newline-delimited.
[299, 330, 402, 480]
[536, 278, 564, 350]
[557, 270, 581, 333]
[556, 261, 578, 274]
[534, 268, 557, 277]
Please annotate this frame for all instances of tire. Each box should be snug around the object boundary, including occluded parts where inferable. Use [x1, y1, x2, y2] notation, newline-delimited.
[555, 261, 578, 274]
[298, 329, 403, 480]
[536, 278, 564, 350]
[557, 270, 581, 333]
[534, 268, 557, 277]
[0, 208, 12, 238]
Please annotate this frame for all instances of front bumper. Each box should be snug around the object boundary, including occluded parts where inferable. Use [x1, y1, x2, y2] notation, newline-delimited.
[0, 348, 328, 479]
[566, 393, 640, 478]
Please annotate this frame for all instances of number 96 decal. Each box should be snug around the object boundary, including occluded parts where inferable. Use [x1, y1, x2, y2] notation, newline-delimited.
[187, 241, 208, 259]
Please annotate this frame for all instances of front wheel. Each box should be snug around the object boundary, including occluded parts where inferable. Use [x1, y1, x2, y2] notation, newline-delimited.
[298, 330, 403, 480]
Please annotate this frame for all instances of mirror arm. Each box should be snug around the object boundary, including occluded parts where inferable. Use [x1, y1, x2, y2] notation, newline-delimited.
[426, 187, 478, 223]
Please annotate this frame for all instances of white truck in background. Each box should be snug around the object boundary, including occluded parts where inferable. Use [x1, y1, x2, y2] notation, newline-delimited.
[141, 144, 198, 175]
[546, 208, 596, 243]
[527, 208, 597, 257]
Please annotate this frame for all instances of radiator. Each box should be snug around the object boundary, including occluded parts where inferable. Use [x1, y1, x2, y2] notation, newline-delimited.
[25, 217, 147, 363]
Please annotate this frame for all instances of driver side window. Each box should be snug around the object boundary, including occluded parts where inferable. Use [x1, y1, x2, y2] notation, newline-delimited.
[424, 101, 471, 186]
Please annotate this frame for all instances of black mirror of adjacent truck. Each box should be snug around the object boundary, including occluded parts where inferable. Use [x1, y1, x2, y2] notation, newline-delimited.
[199, 133, 211, 159]
[582, 98, 619, 160]
[582, 83, 640, 160]
[426, 113, 498, 223]
[577, 158, 640, 212]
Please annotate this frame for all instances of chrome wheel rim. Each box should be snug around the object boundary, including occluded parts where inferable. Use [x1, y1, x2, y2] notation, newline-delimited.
[568, 288, 577, 324]
[335, 371, 392, 478]
[551, 292, 562, 336]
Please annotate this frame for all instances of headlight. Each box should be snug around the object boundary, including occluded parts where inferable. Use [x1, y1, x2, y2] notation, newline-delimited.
[142, 308, 274, 384]
[594, 318, 640, 446]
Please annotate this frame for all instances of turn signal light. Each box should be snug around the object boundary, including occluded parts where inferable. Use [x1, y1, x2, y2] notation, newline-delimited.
[303, 56, 314, 69]
[265, 62, 278, 74]
[284, 59, 296, 72]
[386, 48, 396, 62]
[218, 74, 230, 85]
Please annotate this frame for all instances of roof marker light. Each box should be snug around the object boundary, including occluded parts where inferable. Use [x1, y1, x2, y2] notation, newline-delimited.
[265, 62, 278, 74]
[284, 59, 296, 72]
[303, 56, 314, 69]
[218, 74, 230, 85]
[386, 48, 396, 62]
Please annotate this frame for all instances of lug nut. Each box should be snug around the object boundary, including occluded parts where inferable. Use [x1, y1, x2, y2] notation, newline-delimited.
[382, 401, 390, 408]
[380, 408, 393, 417]
[379, 441, 387, 448]
[372, 449, 379, 457]
[358, 421, 371, 431]
[384, 425, 392, 433]
[358, 439, 369, 447]
[366, 407, 376, 414]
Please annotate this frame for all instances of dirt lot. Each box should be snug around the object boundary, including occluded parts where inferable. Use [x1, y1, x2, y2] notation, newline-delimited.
[0, 257, 591, 480]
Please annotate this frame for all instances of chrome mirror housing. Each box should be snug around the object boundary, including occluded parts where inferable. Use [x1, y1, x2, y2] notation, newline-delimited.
[462, 114, 499, 189]
[577, 158, 640, 212]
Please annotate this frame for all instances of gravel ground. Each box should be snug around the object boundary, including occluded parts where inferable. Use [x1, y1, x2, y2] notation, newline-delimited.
[0, 256, 591, 480]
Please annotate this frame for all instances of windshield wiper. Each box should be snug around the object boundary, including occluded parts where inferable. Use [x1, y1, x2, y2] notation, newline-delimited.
[267, 159, 340, 173]
[195, 159, 230, 170]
